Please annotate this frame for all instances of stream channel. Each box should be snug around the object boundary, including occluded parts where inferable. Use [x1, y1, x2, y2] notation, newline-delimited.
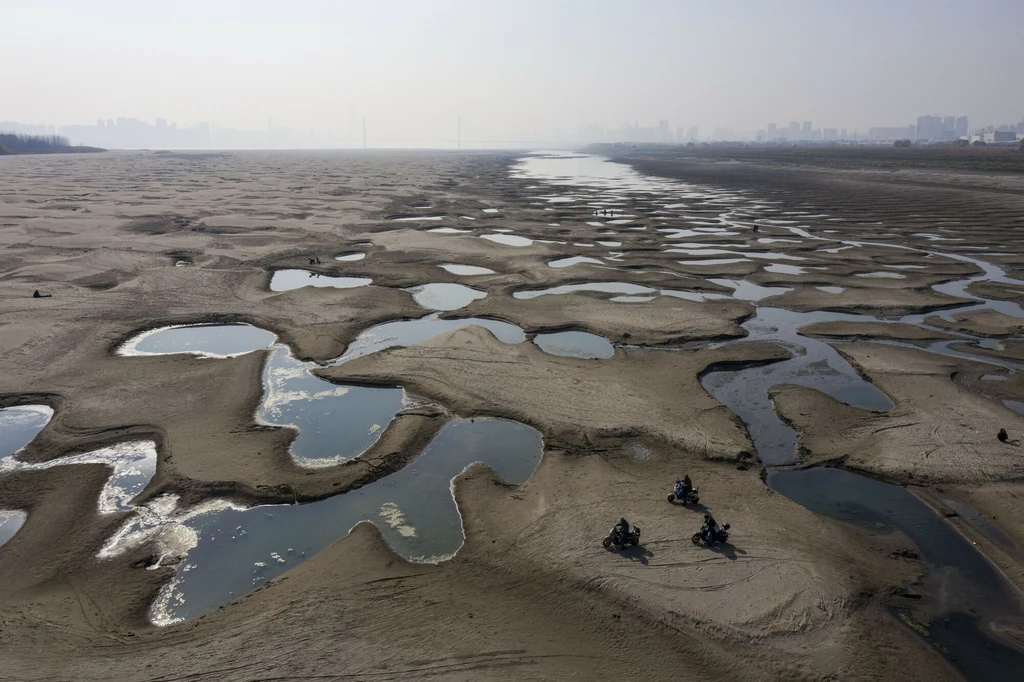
[517, 151, 1024, 680]
[82, 312, 602, 622]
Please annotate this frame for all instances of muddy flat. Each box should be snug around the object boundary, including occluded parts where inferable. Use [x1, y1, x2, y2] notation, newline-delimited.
[1, 147, 1022, 681]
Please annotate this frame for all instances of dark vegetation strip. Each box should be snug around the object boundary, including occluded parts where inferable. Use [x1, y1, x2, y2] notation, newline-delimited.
[0, 132, 104, 155]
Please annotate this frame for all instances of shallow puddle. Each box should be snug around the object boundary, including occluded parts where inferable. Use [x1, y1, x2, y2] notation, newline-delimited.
[119, 326, 405, 466]
[427, 227, 472, 234]
[855, 272, 905, 280]
[439, 264, 495, 276]
[120, 324, 276, 358]
[331, 314, 525, 364]
[610, 295, 657, 302]
[270, 270, 372, 291]
[514, 282, 653, 299]
[0, 438, 157, 516]
[764, 263, 808, 275]
[0, 405, 158, 540]
[149, 418, 543, 624]
[533, 331, 614, 359]
[407, 283, 487, 311]
[661, 229, 736, 239]
[678, 258, 750, 266]
[514, 281, 729, 303]
[758, 238, 802, 245]
[548, 256, 604, 268]
[0, 511, 26, 548]
[480, 233, 532, 247]
[665, 247, 742, 257]
[708, 279, 791, 302]
[257, 346, 404, 467]
[0, 405, 52, 459]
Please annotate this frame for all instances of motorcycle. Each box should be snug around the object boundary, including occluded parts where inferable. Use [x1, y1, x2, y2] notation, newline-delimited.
[667, 481, 699, 505]
[692, 523, 730, 546]
[603, 525, 641, 549]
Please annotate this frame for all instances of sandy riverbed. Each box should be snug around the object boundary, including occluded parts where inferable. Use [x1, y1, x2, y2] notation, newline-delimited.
[0, 148, 1021, 680]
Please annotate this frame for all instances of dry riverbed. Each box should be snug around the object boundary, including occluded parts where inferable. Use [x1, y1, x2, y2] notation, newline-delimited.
[0, 148, 1021, 680]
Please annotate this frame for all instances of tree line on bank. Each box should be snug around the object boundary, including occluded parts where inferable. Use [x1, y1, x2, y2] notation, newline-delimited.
[0, 133, 104, 155]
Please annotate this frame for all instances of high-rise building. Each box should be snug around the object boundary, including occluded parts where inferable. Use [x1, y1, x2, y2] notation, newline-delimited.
[686, 125, 699, 141]
[656, 120, 671, 143]
[789, 121, 800, 139]
[801, 121, 812, 140]
[767, 123, 777, 140]
[942, 116, 955, 140]
[955, 116, 969, 138]
[916, 115, 940, 141]
[915, 114, 964, 142]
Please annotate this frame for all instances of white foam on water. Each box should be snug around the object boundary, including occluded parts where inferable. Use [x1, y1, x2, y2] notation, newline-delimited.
[0, 440, 157, 515]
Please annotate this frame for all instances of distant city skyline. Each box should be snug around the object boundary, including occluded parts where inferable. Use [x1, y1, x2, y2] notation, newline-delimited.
[3, 1, 1023, 147]
[4, 111, 1024, 149]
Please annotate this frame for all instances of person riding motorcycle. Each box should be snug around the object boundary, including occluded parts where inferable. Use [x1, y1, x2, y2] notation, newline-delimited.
[681, 475, 693, 496]
[703, 513, 721, 544]
[614, 517, 630, 543]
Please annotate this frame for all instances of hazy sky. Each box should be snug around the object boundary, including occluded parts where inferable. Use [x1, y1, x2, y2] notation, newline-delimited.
[4, 0, 1023, 142]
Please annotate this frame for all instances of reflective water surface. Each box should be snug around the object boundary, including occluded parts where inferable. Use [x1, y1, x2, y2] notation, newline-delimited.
[121, 324, 276, 358]
[150, 418, 543, 624]
[407, 283, 488, 311]
[270, 270, 372, 291]
[533, 331, 614, 359]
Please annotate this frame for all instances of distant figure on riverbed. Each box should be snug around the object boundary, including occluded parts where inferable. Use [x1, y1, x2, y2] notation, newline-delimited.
[998, 428, 1009, 443]
[32, 290, 52, 299]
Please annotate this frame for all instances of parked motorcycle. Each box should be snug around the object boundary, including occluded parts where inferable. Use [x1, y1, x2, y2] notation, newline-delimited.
[667, 481, 699, 505]
[603, 525, 641, 549]
[692, 523, 730, 546]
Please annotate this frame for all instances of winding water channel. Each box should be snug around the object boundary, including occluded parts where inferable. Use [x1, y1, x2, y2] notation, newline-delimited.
[517, 151, 1024, 680]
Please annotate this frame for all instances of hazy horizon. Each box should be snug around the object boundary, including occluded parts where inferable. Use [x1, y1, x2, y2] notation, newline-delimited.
[4, 0, 1023, 146]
